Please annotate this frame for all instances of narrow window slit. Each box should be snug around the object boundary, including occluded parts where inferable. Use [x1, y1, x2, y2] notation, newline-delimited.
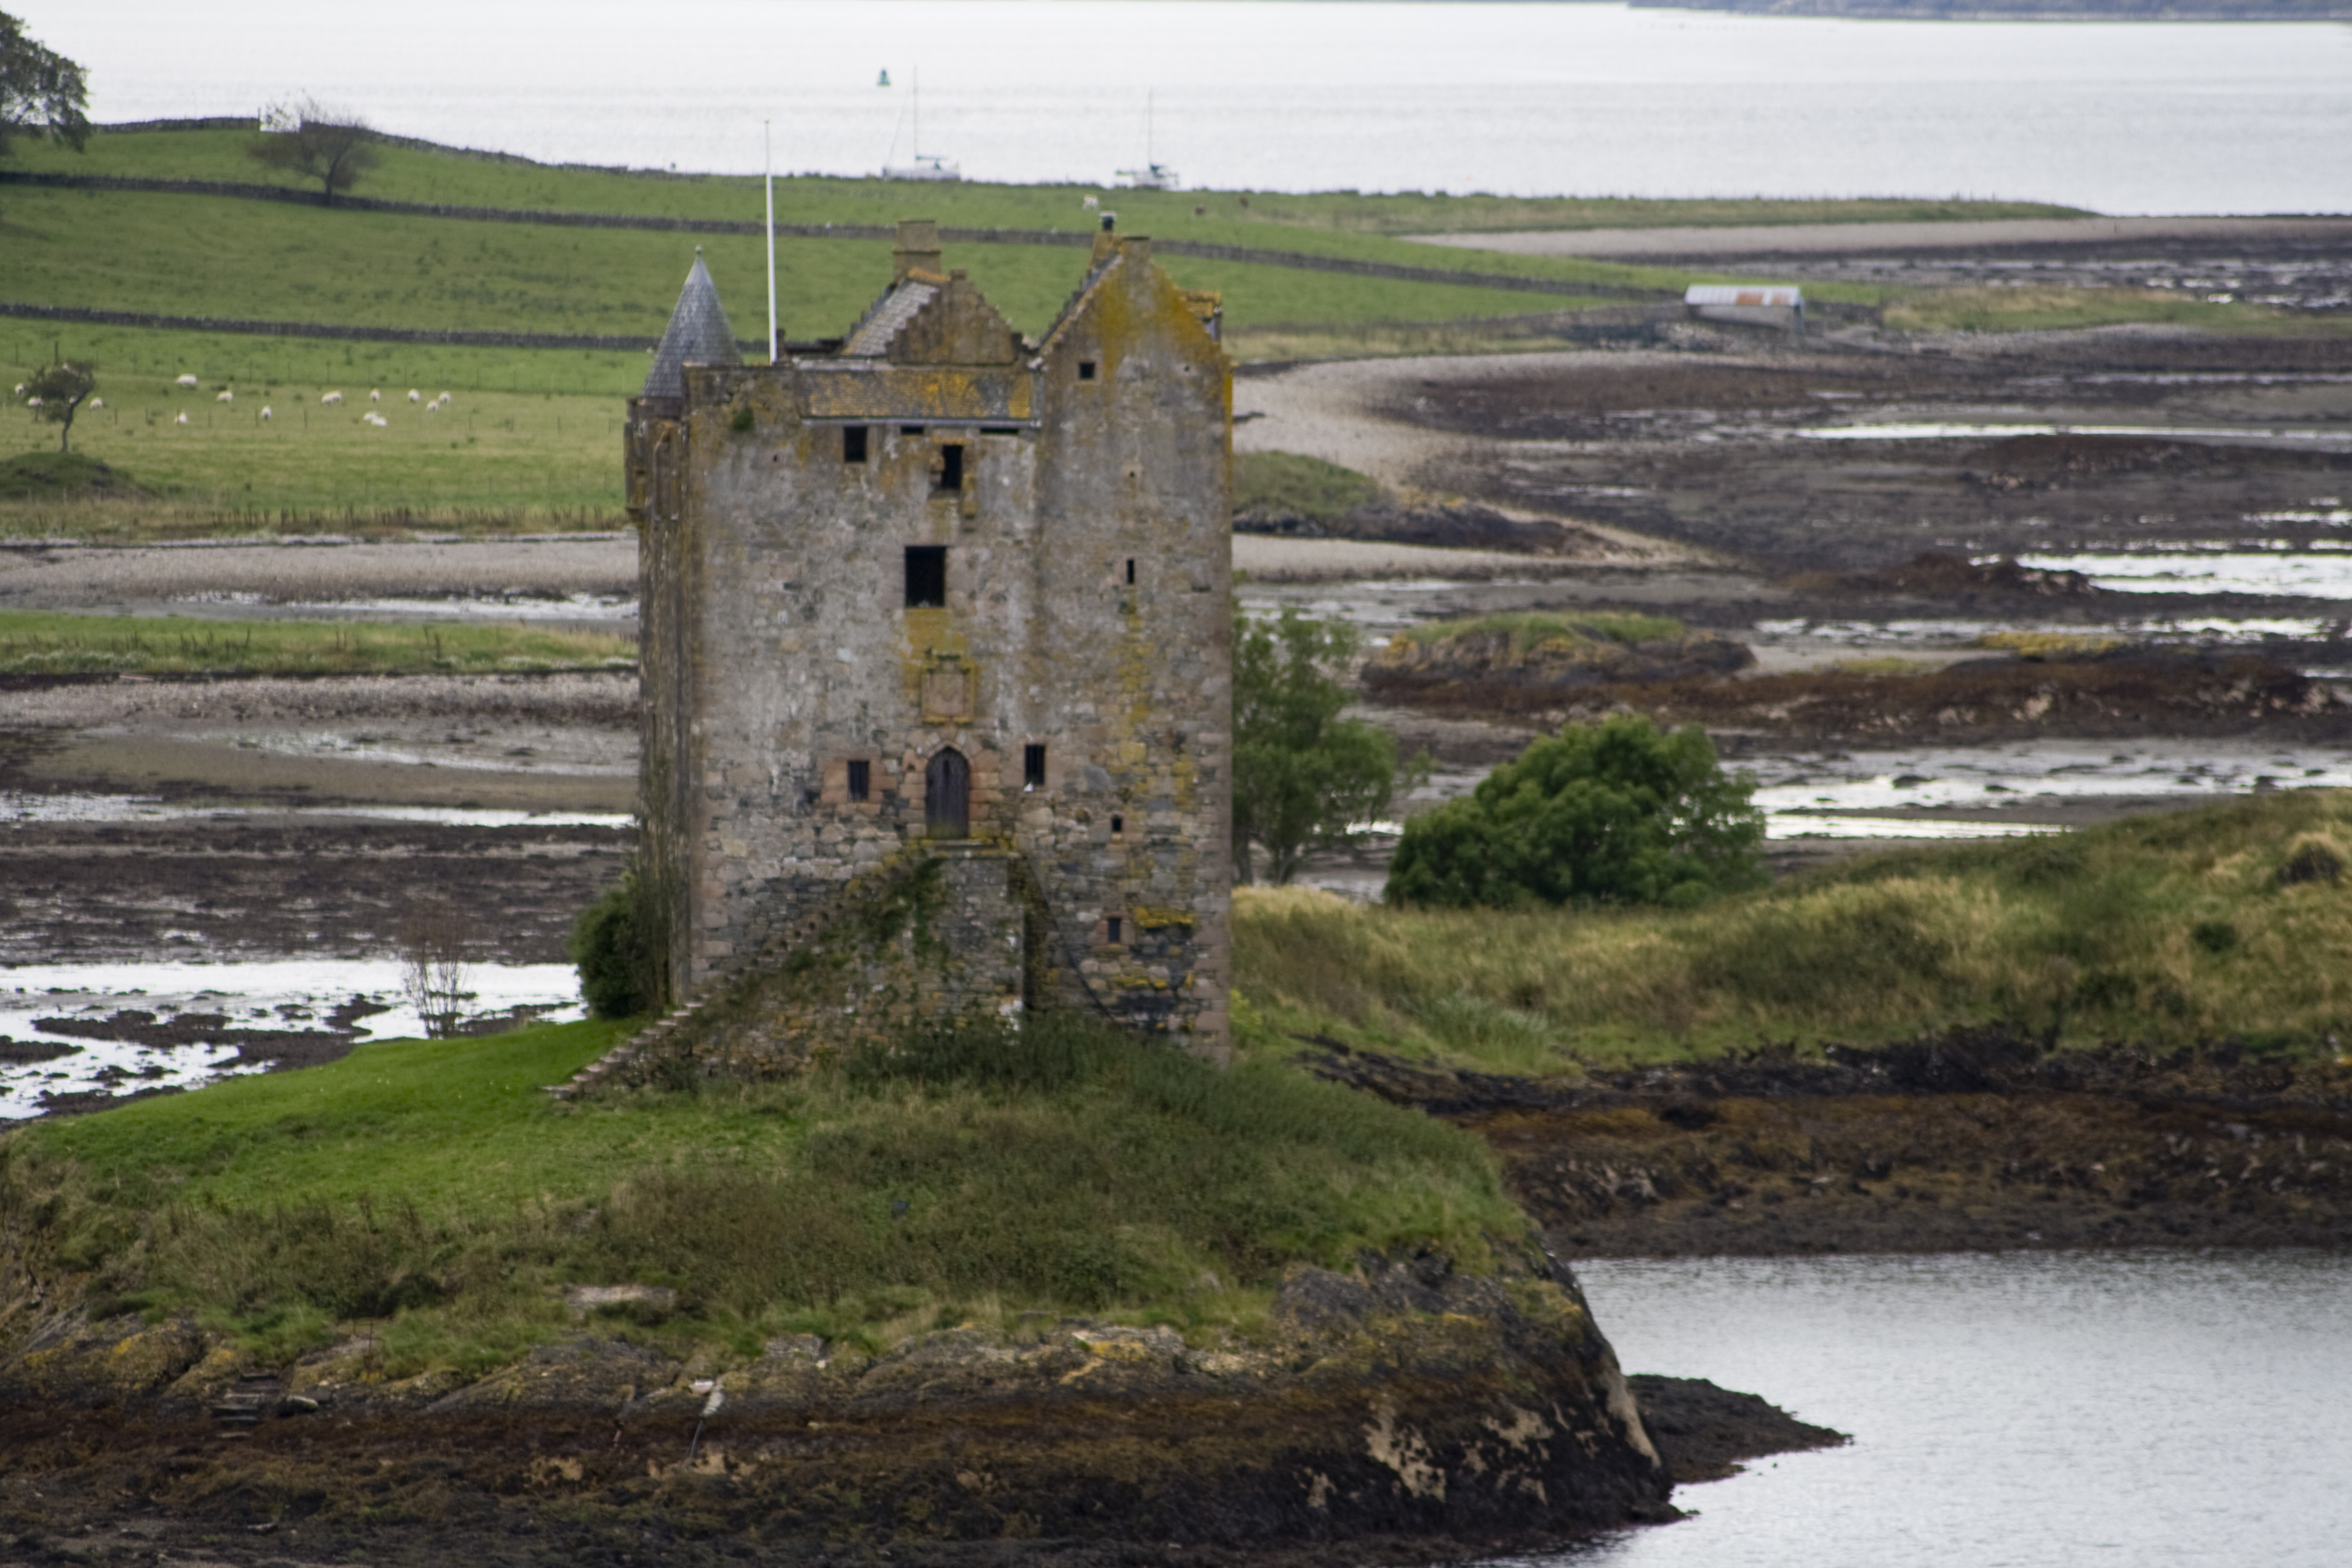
[846, 759, 870, 802]
[1024, 743, 1047, 791]
[842, 425, 867, 463]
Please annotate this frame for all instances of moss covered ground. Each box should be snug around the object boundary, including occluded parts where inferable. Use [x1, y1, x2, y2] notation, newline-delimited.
[1, 1017, 1521, 1376]
[1234, 790, 2352, 1073]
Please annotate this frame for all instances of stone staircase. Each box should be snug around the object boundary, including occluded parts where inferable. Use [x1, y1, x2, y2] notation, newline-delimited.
[547, 848, 930, 1100]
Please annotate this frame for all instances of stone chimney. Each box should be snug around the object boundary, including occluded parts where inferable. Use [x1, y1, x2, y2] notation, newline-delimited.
[892, 218, 944, 281]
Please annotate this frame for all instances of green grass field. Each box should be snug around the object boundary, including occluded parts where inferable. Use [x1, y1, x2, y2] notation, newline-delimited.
[3, 1016, 1517, 1371]
[0, 610, 634, 675]
[0, 185, 1625, 341]
[0, 125, 2304, 537]
[1234, 790, 2352, 1073]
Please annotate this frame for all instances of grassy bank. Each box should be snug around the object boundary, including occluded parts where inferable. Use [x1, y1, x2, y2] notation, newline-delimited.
[1, 1016, 1519, 1374]
[0, 611, 635, 675]
[1878, 284, 2351, 338]
[1234, 790, 2352, 1071]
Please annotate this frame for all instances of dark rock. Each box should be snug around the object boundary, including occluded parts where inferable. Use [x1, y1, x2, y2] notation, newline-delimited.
[1272, 1264, 1376, 1330]
[1628, 1374, 1848, 1483]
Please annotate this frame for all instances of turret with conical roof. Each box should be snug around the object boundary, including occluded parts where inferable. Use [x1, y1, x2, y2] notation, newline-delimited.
[642, 249, 742, 400]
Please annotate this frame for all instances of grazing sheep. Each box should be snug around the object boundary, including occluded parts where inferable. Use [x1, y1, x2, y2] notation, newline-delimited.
[175, 374, 198, 389]
[435, 392, 451, 405]
[425, 402, 440, 415]
[88, 397, 103, 409]
[25, 396, 40, 408]
[260, 406, 273, 421]
[364, 411, 388, 428]
[368, 390, 382, 402]
[174, 411, 188, 424]
[322, 391, 344, 405]
[217, 390, 234, 403]
[407, 389, 422, 402]
[10, 384, 22, 396]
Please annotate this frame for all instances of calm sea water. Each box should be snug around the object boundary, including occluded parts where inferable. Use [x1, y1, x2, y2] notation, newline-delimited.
[1553, 1252, 2352, 1568]
[30, 1, 2352, 214]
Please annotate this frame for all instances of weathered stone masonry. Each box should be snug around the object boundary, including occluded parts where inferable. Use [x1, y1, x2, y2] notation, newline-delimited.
[621, 221, 1233, 1062]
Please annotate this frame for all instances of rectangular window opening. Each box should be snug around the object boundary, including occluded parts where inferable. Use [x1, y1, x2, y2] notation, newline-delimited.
[1124, 558, 1135, 586]
[846, 759, 871, 802]
[1106, 915, 1123, 944]
[980, 426, 1019, 436]
[938, 443, 965, 492]
[1024, 743, 1047, 791]
[900, 424, 925, 436]
[904, 546, 947, 609]
[1110, 813, 1124, 835]
[1077, 361, 1096, 381]
[842, 425, 868, 463]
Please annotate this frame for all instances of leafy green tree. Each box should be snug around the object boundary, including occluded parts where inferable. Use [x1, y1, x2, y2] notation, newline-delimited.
[1232, 607, 1408, 884]
[21, 356, 94, 452]
[1385, 714, 1764, 910]
[247, 97, 381, 206]
[0, 11, 88, 157]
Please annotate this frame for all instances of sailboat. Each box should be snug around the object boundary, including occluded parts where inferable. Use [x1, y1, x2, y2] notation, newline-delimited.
[881, 68, 961, 182]
[1116, 91, 1178, 191]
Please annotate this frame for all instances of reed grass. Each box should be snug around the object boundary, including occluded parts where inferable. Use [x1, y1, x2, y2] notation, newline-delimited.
[1234, 791, 2352, 1070]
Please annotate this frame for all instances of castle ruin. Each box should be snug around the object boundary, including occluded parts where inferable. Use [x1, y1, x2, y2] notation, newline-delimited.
[610, 220, 1233, 1072]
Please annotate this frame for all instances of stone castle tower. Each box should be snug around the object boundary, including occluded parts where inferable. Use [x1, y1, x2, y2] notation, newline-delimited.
[618, 220, 1233, 1063]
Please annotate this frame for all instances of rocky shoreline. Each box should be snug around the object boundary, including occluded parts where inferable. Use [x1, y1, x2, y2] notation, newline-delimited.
[0, 1250, 1855, 1566]
[1300, 1034, 2352, 1257]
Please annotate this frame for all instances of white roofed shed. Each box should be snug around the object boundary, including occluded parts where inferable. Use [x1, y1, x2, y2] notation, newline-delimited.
[1684, 284, 1804, 333]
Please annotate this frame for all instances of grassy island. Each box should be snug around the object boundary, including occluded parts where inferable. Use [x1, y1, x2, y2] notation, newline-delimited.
[3, 1016, 1521, 1376]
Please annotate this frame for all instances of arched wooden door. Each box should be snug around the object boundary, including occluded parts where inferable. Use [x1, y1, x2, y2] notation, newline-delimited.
[926, 747, 970, 838]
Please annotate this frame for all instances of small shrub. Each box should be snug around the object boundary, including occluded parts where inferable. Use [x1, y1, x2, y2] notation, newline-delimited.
[570, 872, 656, 1019]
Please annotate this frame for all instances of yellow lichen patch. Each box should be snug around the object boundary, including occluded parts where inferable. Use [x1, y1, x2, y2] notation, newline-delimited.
[1364, 1401, 1448, 1500]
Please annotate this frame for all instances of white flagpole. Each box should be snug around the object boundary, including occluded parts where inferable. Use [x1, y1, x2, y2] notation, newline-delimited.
[765, 120, 778, 362]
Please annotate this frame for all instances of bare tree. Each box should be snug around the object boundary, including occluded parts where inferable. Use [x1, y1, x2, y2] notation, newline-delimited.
[397, 898, 476, 1039]
[21, 356, 94, 452]
[0, 11, 90, 157]
[248, 96, 381, 206]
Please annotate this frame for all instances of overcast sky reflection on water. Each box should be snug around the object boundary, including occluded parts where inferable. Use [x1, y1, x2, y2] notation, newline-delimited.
[1544, 1251, 2352, 1568]
[23, 1, 2352, 212]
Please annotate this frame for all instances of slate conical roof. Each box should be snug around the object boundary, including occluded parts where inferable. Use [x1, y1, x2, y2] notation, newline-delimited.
[642, 250, 741, 399]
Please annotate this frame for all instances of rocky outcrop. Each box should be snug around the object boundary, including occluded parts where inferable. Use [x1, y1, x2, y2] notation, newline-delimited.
[0, 1252, 1674, 1564]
